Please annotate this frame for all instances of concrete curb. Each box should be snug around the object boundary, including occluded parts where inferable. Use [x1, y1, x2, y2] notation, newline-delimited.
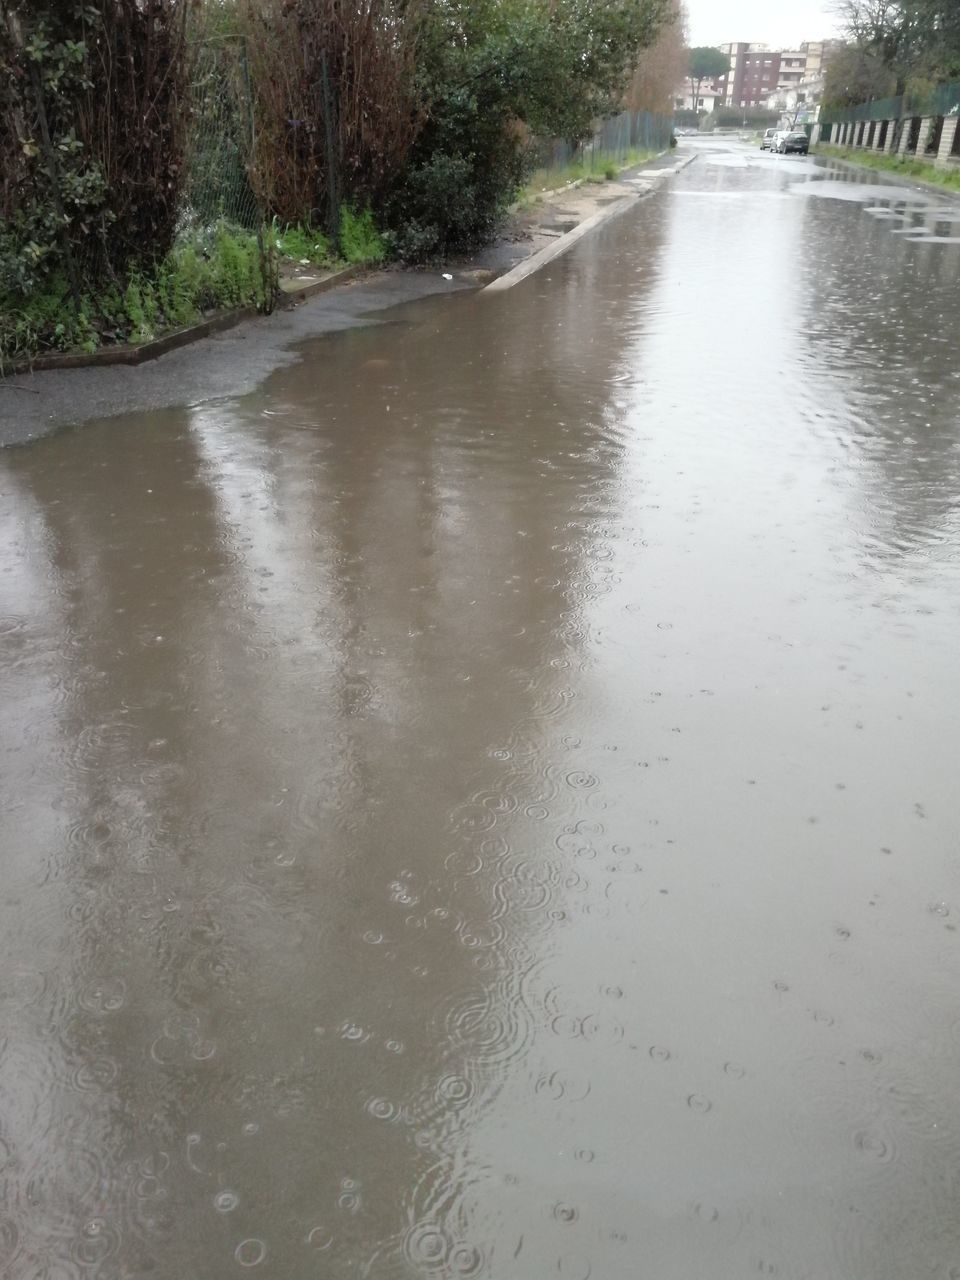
[484, 153, 695, 293]
[2, 306, 256, 377]
[483, 196, 638, 292]
[1, 265, 360, 379]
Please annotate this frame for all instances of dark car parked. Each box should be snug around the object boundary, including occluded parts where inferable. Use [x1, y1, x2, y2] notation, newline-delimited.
[775, 130, 809, 155]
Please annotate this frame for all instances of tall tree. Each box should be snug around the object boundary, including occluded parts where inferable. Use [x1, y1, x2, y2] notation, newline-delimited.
[625, 1, 687, 113]
[834, 0, 960, 87]
[686, 45, 729, 113]
[822, 44, 896, 106]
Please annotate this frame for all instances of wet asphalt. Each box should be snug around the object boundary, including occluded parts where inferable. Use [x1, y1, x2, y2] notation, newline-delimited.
[1, 138, 960, 1279]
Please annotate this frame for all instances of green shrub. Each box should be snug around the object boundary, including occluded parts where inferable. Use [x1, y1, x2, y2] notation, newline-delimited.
[379, 0, 673, 261]
[385, 147, 521, 262]
[0, 222, 272, 367]
[123, 277, 151, 342]
[274, 224, 332, 266]
[339, 206, 386, 264]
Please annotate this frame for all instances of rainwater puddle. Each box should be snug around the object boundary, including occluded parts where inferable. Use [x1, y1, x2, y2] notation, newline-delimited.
[793, 177, 934, 204]
[1, 140, 959, 1280]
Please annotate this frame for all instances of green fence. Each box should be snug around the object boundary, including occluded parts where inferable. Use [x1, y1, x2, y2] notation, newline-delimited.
[822, 82, 960, 124]
[526, 110, 674, 191]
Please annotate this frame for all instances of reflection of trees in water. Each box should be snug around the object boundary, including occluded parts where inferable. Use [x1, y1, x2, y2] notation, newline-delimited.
[1, 203, 668, 1276]
[1, 414, 243, 1271]
[797, 191, 960, 561]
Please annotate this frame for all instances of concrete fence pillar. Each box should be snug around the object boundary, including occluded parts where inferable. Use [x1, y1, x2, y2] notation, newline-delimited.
[898, 119, 913, 154]
[937, 114, 959, 168]
[810, 123, 822, 146]
[885, 119, 899, 152]
[874, 122, 887, 151]
[914, 116, 934, 157]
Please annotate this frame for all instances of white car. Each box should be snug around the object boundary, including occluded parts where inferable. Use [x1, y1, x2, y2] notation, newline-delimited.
[760, 128, 778, 150]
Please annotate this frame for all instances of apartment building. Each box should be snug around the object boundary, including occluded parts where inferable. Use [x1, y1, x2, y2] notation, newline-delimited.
[801, 40, 845, 77]
[717, 43, 780, 109]
[716, 40, 844, 108]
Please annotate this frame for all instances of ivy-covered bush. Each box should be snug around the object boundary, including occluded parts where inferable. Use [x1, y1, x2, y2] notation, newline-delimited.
[0, 1, 189, 295]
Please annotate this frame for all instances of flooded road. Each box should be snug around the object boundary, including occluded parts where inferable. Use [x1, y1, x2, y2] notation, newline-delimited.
[2, 139, 960, 1279]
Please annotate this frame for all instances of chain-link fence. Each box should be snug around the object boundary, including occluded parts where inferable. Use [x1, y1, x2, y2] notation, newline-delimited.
[526, 110, 674, 192]
[181, 35, 277, 312]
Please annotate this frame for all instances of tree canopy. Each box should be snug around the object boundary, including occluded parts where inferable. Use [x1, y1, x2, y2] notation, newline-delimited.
[822, 44, 896, 108]
[687, 46, 731, 82]
[834, 1, 960, 86]
[686, 46, 729, 114]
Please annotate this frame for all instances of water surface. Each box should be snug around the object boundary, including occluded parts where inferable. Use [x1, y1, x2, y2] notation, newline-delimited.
[2, 141, 960, 1279]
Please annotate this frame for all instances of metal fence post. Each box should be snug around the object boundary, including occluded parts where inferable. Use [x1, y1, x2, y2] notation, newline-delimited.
[238, 36, 275, 313]
[320, 50, 340, 256]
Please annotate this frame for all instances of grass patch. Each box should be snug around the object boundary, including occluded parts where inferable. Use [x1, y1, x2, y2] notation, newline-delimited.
[274, 223, 333, 267]
[522, 147, 658, 195]
[1, 205, 388, 368]
[1, 221, 271, 369]
[814, 144, 960, 191]
[339, 206, 387, 264]
[275, 208, 386, 271]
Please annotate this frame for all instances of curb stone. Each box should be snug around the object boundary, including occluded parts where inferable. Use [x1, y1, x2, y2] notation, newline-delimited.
[484, 152, 696, 293]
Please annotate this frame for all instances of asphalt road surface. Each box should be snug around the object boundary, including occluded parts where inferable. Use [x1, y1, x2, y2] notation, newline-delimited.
[1, 138, 959, 1279]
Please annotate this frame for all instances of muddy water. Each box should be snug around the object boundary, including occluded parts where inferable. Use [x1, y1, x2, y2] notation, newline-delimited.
[2, 143, 960, 1279]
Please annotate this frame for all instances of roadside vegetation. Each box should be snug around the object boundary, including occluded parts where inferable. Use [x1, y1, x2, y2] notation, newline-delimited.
[523, 148, 658, 195]
[686, 46, 729, 118]
[274, 208, 387, 271]
[1, 0, 680, 368]
[825, 1, 960, 108]
[815, 6, 960, 190]
[813, 143, 960, 191]
[1, 224, 267, 365]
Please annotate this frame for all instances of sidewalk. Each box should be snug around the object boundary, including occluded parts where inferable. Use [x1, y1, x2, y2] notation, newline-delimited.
[1, 150, 696, 445]
[459, 149, 694, 283]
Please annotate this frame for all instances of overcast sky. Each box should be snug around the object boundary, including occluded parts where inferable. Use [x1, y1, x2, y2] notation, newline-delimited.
[685, 0, 841, 49]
